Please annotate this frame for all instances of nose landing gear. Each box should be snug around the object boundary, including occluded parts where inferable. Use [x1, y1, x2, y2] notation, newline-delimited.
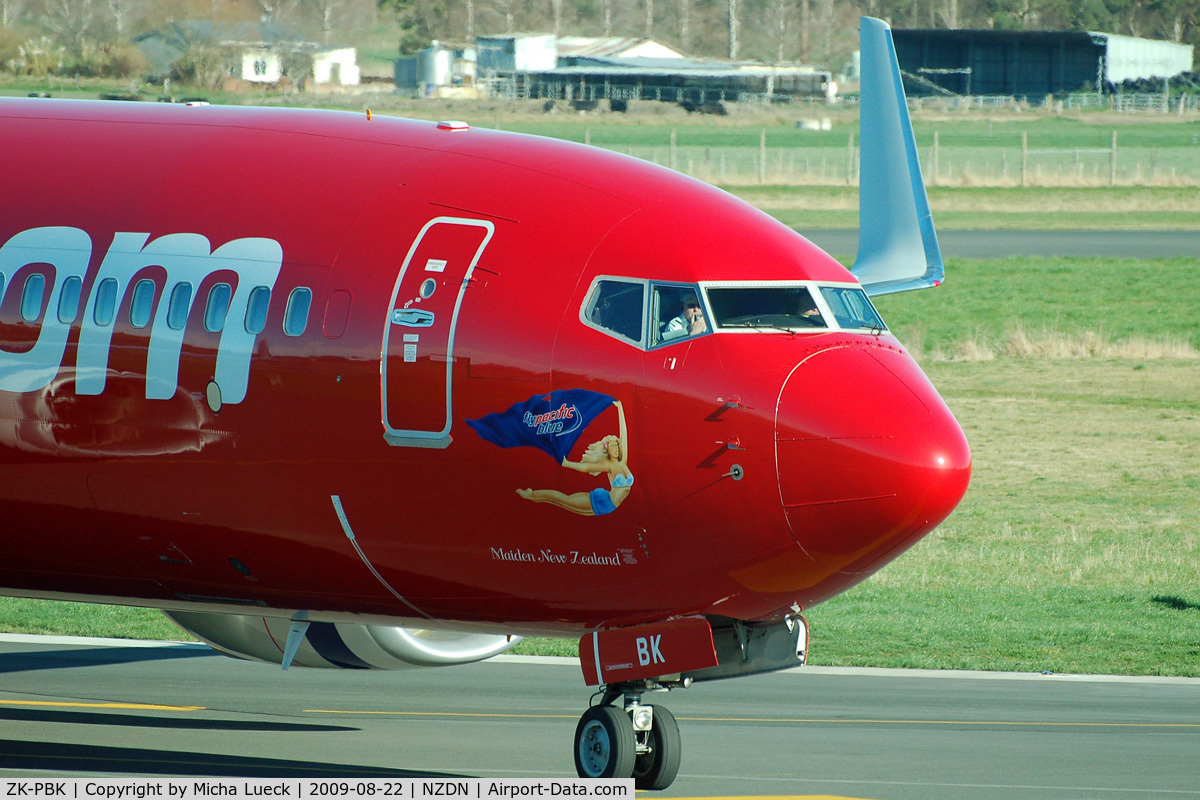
[573, 680, 683, 790]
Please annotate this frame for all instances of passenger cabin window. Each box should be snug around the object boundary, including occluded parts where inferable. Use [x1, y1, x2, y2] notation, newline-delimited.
[20, 274, 45, 322]
[819, 286, 886, 331]
[652, 283, 709, 346]
[707, 286, 828, 330]
[584, 279, 644, 344]
[245, 286, 271, 334]
[283, 287, 312, 337]
[167, 283, 192, 330]
[58, 276, 82, 324]
[93, 278, 118, 327]
[129, 279, 155, 329]
[204, 283, 232, 333]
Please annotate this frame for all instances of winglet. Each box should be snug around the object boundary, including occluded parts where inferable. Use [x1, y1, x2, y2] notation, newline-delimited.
[851, 16, 944, 296]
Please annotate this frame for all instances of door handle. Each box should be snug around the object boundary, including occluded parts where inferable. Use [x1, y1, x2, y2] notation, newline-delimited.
[392, 308, 435, 327]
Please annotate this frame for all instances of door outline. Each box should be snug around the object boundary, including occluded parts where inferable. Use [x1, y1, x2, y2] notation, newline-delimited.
[381, 216, 495, 448]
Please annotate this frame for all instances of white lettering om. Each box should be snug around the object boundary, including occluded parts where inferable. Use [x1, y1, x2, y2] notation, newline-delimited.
[0, 226, 283, 405]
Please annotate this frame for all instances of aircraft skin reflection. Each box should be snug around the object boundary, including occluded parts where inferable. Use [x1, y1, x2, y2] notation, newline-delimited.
[0, 17, 968, 789]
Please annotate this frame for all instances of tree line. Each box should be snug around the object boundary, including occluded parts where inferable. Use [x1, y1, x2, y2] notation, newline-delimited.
[0, 0, 375, 80]
[0, 0, 1194, 85]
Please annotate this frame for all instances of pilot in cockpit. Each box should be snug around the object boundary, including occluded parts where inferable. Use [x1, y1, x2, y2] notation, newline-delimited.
[794, 291, 827, 327]
[661, 292, 708, 341]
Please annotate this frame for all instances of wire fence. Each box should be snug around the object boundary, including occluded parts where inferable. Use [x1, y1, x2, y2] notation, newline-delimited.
[605, 134, 1200, 187]
[485, 76, 1200, 115]
[862, 92, 1200, 115]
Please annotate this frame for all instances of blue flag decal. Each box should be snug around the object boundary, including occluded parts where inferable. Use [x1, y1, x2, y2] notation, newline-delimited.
[466, 389, 616, 463]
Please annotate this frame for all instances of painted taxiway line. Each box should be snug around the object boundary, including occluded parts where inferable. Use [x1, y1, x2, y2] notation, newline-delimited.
[0, 698, 204, 711]
[668, 797, 861, 800]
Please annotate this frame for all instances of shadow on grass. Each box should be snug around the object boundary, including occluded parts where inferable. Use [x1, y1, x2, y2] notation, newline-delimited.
[1152, 595, 1200, 612]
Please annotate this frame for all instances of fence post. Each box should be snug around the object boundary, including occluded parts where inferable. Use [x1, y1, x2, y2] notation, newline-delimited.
[1021, 131, 1028, 187]
[1110, 130, 1118, 186]
[846, 131, 855, 186]
[931, 129, 939, 186]
[759, 128, 766, 184]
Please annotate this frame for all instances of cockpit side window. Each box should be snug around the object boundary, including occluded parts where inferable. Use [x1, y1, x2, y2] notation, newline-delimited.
[584, 279, 645, 345]
[651, 283, 709, 346]
[819, 286, 886, 331]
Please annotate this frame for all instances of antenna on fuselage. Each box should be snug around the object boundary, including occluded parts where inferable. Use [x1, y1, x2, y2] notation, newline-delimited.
[851, 16, 944, 296]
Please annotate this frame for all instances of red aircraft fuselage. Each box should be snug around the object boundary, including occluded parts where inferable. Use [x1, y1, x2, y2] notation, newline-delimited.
[0, 98, 970, 637]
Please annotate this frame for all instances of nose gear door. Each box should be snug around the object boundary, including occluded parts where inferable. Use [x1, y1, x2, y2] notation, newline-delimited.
[382, 217, 494, 447]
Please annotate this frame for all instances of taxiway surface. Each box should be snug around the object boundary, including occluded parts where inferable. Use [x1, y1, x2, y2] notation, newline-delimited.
[1, 636, 1198, 799]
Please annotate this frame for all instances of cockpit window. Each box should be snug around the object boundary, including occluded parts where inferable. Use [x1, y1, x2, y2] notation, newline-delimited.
[819, 286, 886, 331]
[707, 286, 827, 330]
[585, 279, 645, 344]
[581, 279, 886, 349]
[651, 283, 710, 346]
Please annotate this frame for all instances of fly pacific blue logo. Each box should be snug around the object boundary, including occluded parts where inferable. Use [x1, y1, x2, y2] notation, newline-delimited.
[524, 402, 583, 438]
[467, 389, 615, 463]
[0, 226, 283, 404]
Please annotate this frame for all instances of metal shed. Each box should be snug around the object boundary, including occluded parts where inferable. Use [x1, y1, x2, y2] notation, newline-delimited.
[890, 29, 1193, 98]
[476, 34, 558, 73]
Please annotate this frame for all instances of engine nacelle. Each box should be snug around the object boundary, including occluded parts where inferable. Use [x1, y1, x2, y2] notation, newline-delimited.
[165, 610, 522, 669]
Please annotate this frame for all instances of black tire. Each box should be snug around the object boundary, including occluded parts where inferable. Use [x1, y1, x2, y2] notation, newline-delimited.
[574, 705, 636, 779]
[632, 705, 682, 790]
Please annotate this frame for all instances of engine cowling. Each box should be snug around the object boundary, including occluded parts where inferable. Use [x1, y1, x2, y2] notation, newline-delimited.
[165, 610, 522, 669]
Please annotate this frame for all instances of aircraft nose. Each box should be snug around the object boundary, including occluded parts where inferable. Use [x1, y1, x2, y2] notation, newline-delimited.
[775, 343, 971, 574]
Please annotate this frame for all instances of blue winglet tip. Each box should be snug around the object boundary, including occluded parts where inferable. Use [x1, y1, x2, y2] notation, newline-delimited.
[852, 16, 944, 297]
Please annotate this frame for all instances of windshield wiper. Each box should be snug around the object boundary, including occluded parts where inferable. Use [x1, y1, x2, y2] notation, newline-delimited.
[724, 320, 797, 335]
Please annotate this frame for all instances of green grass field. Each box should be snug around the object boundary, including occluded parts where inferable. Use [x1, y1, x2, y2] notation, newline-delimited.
[809, 357, 1199, 676]
[482, 115, 1200, 188]
[480, 115, 1200, 149]
[873, 255, 1200, 353]
[2, 255, 1196, 676]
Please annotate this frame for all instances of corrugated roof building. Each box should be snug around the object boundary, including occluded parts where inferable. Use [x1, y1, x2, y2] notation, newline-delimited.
[556, 37, 686, 61]
[890, 28, 1193, 98]
[472, 33, 832, 104]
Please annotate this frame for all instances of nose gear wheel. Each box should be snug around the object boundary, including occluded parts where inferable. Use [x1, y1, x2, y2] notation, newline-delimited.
[574, 705, 635, 779]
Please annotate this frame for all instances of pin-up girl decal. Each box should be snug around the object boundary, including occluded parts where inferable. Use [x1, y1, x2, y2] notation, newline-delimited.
[466, 390, 632, 517]
[517, 400, 631, 516]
